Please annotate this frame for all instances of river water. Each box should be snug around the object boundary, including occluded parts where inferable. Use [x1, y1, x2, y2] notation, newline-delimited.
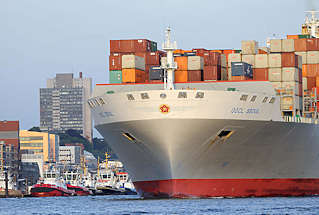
[1, 195, 319, 215]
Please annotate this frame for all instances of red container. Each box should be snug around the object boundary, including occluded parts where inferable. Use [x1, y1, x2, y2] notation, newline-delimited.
[110, 39, 153, 53]
[294, 39, 307, 52]
[203, 65, 221, 80]
[306, 64, 319, 77]
[253, 68, 269, 80]
[222, 50, 236, 54]
[188, 70, 202, 82]
[281, 53, 297, 67]
[307, 77, 316, 89]
[299, 82, 303, 96]
[109, 53, 126, 70]
[306, 38, 319, 51]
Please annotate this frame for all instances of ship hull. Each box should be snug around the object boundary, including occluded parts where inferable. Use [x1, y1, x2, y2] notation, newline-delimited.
[95, 118, 319, 198]
[134, 178, 319, 198]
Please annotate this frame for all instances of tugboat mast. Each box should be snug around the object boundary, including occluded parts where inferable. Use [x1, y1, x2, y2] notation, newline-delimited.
[162, 27, 177, 90]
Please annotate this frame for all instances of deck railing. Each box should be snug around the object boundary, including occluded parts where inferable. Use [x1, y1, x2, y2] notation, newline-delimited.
[283, 116, 319, 124]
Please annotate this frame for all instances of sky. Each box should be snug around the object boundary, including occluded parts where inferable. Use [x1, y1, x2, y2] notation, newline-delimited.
[0, 0, 317, 136]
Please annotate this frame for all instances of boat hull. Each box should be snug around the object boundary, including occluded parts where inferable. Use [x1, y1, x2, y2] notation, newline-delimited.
[31, 184, 73, 197]
[95, 118, 319, 198]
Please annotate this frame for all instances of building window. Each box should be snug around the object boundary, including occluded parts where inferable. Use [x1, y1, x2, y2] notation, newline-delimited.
[240, 95, 248, 101]
[178, 92, 187, 98]
[127, 94, 135, 101]
[195, 92, 204, 99]
[262, 97, 268, 103]
[141, 93, 149, 100]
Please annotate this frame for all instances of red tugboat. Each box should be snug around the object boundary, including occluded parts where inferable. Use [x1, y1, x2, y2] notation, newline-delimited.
[63, 169, 92, 196]
[31, 169, 74, 197]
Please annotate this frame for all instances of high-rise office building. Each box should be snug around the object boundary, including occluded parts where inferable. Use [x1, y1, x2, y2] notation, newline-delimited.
[40, 73, 92, 141]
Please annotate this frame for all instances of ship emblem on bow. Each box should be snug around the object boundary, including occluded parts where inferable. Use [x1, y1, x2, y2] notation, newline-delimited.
[159, 104, 170, 114]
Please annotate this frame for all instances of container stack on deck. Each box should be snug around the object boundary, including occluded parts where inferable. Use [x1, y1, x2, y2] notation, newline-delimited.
[227, 39, 303, 113]
[109, 39, 163, 83]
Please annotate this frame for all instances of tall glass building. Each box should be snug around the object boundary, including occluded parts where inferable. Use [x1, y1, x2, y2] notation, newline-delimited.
[40, 73, 92, 141]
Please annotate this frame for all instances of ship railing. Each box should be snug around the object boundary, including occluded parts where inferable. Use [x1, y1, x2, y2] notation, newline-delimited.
[283, 116, 319, 124]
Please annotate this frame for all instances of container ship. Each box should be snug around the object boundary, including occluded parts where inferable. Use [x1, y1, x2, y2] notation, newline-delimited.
[88, 11, 319, 198]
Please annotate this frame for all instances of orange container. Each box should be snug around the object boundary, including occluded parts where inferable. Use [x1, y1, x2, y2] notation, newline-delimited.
[174, 49, 186, 54]
[122, 69, 145, 83]
[294, 39, 307, 52]
[287, 35, 299, 39]
[210, 50, 223, 53]
[175, 70, 188, 82]
[175, 56, 188, 70]
[222, 50, 235, 55]
[316, 77, 319, 87]
[231, 76, 249, 81]
[302, 64, 307, 77]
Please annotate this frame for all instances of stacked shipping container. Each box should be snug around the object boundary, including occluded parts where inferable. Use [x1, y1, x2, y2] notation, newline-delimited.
[109, 39, 162, 83]
[228, 39, 302, 112]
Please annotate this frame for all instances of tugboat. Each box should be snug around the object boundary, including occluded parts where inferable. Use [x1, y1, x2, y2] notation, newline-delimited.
[62, 169, 92, 196]
[116, 171, 137, 195]
[31, 168, 74, 197]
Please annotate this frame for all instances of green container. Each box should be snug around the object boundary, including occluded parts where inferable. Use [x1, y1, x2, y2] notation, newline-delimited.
[235, 50, 241, 53]
[298, 34, 312, 39]
[150, 41, 157, 52]
[109, 70, 122, 84]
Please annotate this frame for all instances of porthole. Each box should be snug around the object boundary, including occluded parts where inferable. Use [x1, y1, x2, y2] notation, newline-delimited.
[141, 93, 149, 99]
[269, 97, 275, 104]
[262, 97, 268, 103]
[240, 95, 248, 101]
[250, 96, 257, 102]
[195, 92, 204, 99]
[178, 92, 187, 98]
[127, 94, 135, 101]
[160, 93, 167, 99]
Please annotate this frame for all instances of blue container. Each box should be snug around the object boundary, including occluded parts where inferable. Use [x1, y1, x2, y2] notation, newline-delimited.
[149, 66, 164, 81]
[231, 62, 253, 77]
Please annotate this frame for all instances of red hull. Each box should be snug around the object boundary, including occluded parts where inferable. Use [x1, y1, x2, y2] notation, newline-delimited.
[31, 184, 74, 197]
[66, 184, 91, 196]
[134, 178, 319, 198]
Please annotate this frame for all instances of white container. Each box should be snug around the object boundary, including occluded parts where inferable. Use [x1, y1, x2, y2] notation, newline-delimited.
[241, 40, 258, 55]
[228, 54, 242, 67]
[255, 54, 268, 68]
[270, 39, 282, 53]
[307, 51, 319, 64]
[242, 55, 255, 67]
[187, 56, 203, 70]
[282, 67, 299, 82]
[295, 52, 307, 65]
[221, 54, 227, 68]
[282, 39, 295, 52]
[227, 68, 232, 80]
[122, 55, 145, 70]
[268, 54, 282, 68]
[268, 68, 282, 82]
[282, 81, 299, 95]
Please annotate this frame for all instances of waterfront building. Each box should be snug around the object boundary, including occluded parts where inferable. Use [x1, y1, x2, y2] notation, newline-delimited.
[40, 73, 92, 141]
[59, 146, 82, 165]
[0, 121, 20, 189]
[19, 130, 59, 163]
